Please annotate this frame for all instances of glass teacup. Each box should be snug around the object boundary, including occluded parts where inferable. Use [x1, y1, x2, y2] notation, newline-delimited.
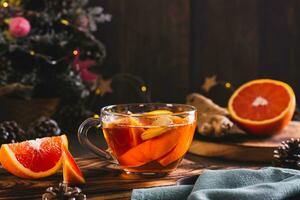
[78, 103, 197, 175]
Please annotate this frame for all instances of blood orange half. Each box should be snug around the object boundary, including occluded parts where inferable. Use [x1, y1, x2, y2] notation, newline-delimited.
[0, 135, 68, 179]
[228, 79, 296, 135]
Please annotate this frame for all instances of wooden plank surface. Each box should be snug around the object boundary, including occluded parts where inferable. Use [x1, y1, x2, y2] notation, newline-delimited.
[102, 0, 190, 103]
[190, 0, 261, 106]
[0, 155, 263, 200]
[189, 121, 300, 162]
[94, 0, 300, 104]
[189, 0, 300, 106]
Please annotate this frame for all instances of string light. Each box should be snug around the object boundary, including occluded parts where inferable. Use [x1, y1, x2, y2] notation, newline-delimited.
[5, 19, 106, 66]
[60, 19, 70, 26]
[95, 88, 101, 95]
[141, 85, 147, 92]
[93, 114, 101, 128]
[225, 82, 232, 89]
[18, 47, 79, 65]
[110, 73, 151, 102]
[49, 60, 57, 65]
[29, 50, 35, 56]
[2, 2, 8, 7]
[72, 49, 79, 56]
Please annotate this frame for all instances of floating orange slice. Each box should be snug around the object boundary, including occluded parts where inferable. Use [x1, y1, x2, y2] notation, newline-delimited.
[144, 110, 173, 115]
[158, 122, 196, 166]
[127, 117, 145, 146]
[62, 145, 85, 185]
[0, 135, 68, 179]
[103, 117, 144, 156]
[228, 79, 296, 135]
[117, 128, 181, 167]
[141, 127, 171, 140]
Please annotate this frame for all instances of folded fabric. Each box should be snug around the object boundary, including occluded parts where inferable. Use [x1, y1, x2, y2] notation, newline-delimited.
[131, 167, 300, 200]
[132, 185, 193, 200]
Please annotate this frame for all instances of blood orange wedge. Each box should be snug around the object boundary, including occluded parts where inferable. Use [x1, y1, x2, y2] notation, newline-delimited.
[0, 135, 68, 179]
[228, 79, 296, 135]
[62, 145, 85, 185]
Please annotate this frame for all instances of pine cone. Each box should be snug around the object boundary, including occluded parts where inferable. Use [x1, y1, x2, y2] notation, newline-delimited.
[0, 121, 25, 145]
[42, 183, 87, 200]
[28, 117, 61, 139]
[274, 138, 300, 169]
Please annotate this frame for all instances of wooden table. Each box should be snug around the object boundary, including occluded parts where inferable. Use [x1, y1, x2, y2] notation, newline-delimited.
[0, 153, 266, 200]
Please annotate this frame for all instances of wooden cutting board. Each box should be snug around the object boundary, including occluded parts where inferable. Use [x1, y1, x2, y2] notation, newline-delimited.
[189, 121, 300, 162]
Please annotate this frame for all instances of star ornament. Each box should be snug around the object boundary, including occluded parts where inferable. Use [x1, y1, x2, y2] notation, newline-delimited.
[95, 77, 113, 96]
[201, 75, 218, 92]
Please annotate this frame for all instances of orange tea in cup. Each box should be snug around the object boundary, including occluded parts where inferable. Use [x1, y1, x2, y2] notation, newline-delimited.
[78, 104, 196, 175]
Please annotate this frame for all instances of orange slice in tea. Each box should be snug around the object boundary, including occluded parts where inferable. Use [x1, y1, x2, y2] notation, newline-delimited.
[128, 117, 145, 146]
[141, 115, 174, 140]
[145, 110, 173, 115]
[158, 122, 196, 166]
[117, 128, 181, 167]
[141, 127, 171, 140]
[103, 117, 144, 156]
[0, 135, 68, 179]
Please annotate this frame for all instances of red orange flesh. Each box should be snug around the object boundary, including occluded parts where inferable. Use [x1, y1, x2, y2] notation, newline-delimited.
[228, 79, 296, 135]
[0, 135, 68, 179]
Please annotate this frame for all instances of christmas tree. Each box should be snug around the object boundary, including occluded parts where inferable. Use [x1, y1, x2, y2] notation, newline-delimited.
[0, 0, 111, 99]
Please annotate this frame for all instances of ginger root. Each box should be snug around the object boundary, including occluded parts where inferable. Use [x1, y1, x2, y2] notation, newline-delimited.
[186, 93, 244, 137]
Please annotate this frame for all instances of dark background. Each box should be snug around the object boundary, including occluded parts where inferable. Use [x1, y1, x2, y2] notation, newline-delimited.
[96, 0, 300, 105]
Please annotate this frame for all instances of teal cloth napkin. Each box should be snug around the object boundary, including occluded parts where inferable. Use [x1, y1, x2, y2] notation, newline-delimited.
[131, 167, 300, 200]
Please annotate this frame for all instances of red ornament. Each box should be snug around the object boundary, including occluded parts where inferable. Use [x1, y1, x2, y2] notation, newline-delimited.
[73, 55, 97, 81]
[9, 17, 31, 38]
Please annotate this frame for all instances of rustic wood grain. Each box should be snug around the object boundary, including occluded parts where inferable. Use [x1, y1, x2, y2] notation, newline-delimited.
[259, 0, 289, 80]
[102, 0, 190, 103]
[190, 0, 300, 104]
[192, 0, 261, 80]
[0, 156, 262, 200]
[96, 0, 300, 104]
[190, 0, 261, 106]
[189, 121, 300, 162]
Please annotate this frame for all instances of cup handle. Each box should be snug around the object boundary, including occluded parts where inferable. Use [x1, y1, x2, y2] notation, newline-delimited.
[78, 117, 112, 160]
